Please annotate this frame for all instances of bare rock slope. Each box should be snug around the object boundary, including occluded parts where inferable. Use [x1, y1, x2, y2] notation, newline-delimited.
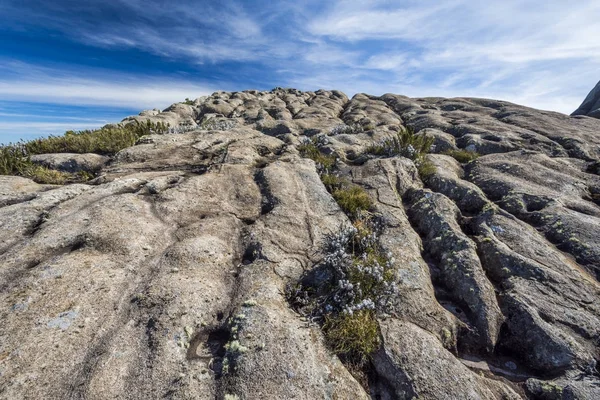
[1, 88, 600, 399]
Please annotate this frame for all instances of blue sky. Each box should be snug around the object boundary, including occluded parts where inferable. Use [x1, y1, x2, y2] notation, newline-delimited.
[1, 0, 599, 144]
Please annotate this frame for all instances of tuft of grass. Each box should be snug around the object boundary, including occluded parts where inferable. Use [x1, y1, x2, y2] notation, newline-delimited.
[443, 149, 480, 163]
[23, 120, 169, 155]
[366, 126, 434, 161]
[321, 173, 346, 192]
[298, 138, 337, 172]
[417, 158, 437, 182]
[182, 97, 195, 105]
[332, 186, 372, 216]
[23, 166, 70, 185]
[323, 310, 380, 363]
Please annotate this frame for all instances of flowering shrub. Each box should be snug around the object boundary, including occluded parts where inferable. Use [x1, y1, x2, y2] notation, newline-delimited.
[289, 214, 397, 362]
[329, 123, 363, 136]
[198, 118, 237, 131]
[166, 124, 198, 134]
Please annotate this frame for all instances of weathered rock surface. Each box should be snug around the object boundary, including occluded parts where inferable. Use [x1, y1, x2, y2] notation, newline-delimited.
[30, 153, 110, 173]
[1, 88, 599, 399]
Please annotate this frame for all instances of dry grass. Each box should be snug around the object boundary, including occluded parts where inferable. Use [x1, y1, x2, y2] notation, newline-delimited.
[323, 310, 380, 363]
[417, 158, 437, 182]
[443, 149, 480, 163]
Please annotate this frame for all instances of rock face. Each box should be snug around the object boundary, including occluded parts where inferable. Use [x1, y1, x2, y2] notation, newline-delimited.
[1, 88, 599, 399]
[572, 80, 600, 118]
[30, 153, 110, 173]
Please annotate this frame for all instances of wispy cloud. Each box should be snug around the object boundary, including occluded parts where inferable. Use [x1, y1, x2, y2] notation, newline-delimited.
[0, 60, 214, 109]
[0, 0, 598, 120]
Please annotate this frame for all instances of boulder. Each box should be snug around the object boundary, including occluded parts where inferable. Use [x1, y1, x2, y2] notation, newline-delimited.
[30, 153, 110, 173]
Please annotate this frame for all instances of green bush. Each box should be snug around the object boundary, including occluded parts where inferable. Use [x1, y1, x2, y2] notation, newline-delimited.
[366, 126, 433, 161]
[24, 120, 169, 155]
[183, 98, 195, 105]
[321, 173, 346, 192]
[443, 149, 480, 163]
[0, 145, 30, 175]
[0, 120, 167, 183]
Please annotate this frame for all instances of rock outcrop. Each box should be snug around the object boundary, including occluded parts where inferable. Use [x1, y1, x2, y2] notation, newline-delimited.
[1, 88, 599, 399]
[572, 80, 600, 119]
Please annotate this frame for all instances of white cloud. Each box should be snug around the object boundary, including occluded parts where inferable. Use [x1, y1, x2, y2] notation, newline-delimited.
[0, 0, 598, 117]
[303, 0, 600, 113]
[0, 61, 215, 109]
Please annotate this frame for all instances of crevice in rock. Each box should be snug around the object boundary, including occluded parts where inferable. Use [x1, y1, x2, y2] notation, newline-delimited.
[0, 193, 38, 208]
[66, 324, 121, 399]
[26, 210, 51, 237]
[253, 169, 277, 215]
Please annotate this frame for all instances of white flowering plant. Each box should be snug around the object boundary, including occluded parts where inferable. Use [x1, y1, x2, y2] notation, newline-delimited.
[288, 214, 397, 362]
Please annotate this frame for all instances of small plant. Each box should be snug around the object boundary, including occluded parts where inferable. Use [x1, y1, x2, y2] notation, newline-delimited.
[332, 186, 372, 216]
[323, 309, 380, 361]
[417, 158, 437, 182]
[198, 118, 237, 131]
[366, 126, 433, 162]
[220, 313, 249, 376]
[23, 165, 70, 185]
[443, 149, 480, 163]
[329, 123, 364, 136]
[183, 97, 195, 105]
[297, 136, 337, 172]
[321, 173, 346, 192]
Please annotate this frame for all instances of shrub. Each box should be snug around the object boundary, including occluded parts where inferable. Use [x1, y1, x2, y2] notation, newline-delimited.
[289, 215, 397, 363]
[443, 149, 480, 163]
[183, 97, 195, 105]
[0, 145, 30, 175]
[366, 126, 434, 161]
[332, 186, 372, 216]
[198, 118, 237, 131]
[23, 120, 169, 155]
[298, 136, 337, 172]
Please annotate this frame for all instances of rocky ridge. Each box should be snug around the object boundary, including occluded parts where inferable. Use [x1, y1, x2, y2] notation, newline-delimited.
[1, 88, 600, 399]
